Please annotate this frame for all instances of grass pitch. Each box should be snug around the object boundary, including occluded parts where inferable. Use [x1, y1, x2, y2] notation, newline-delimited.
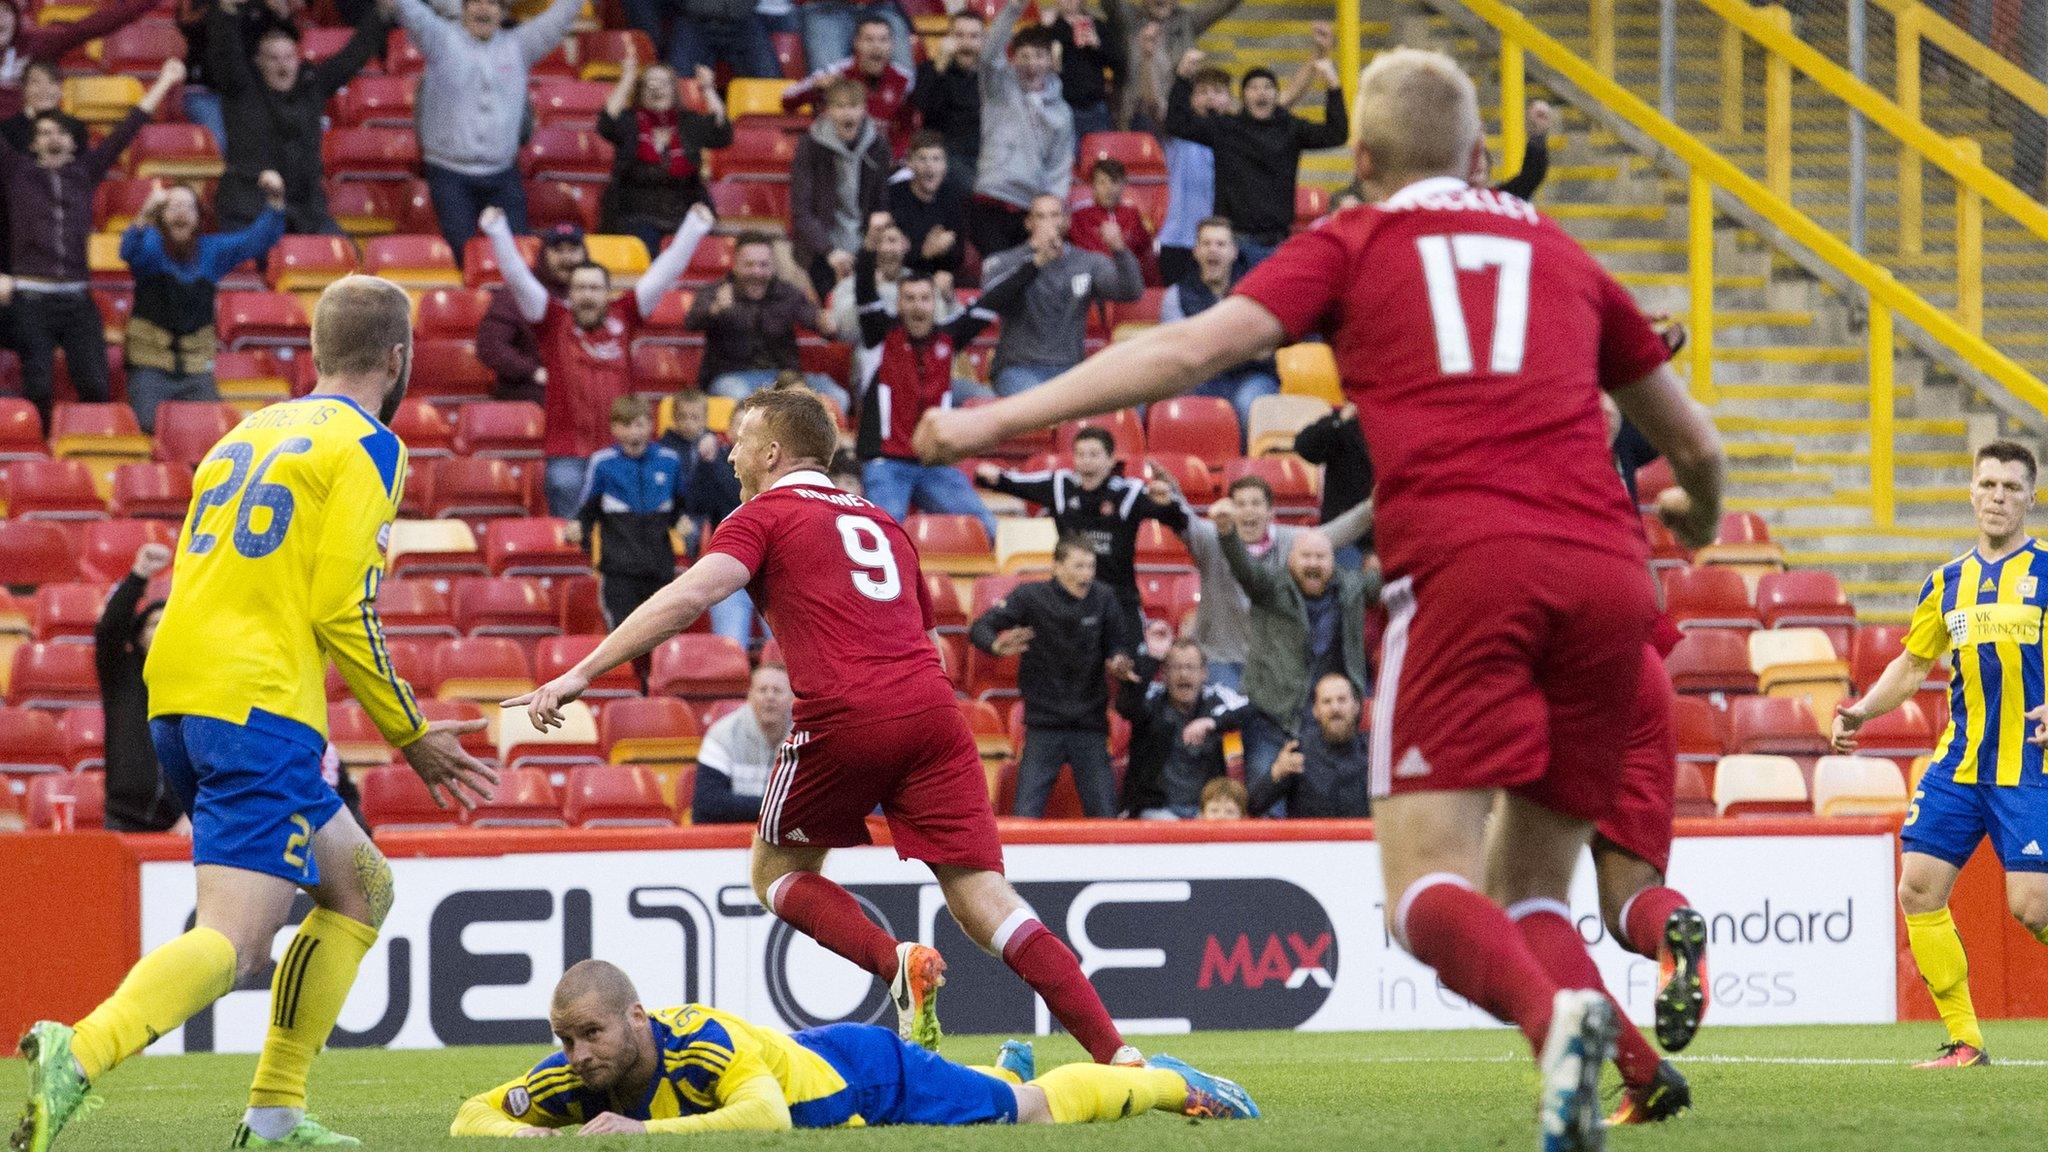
[8, 1023, 2048, 1150]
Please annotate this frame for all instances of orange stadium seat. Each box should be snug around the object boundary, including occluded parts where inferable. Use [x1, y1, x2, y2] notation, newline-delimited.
[364, 234, 462, 288]
[94, 178, 157, 232]
[9, 642, 99, 709]
[266, 235, 360, 293]
[323, 127, 423, 181]
[428, 636, 534, 702]
[453, 401, 546, 459]
[58, 707, 104, 772]
[555, 576, 604, 634]
[535, 634, 640, 699]
[101, 20, 187, 76]
[649, 634, 751, 699]
[1145, 397, 1240, 471]
[1728, 694, 1829, 757]
[1673, 695, 1727, 763]
[374, 580, 460, 639]
[0, 707, 66, 777]
[708, 125, 798, 181]
[25, 771, 103, 830]
[429, 457, 529, 521]
[216, 291, 311, 350]
[359, 763, 463, 831]
[1757, 570, 1857, 631]
[1133, 520, 1191, 570]
[1075, 132, 1165, 181]
[0, 398, 45, 460]
[465, 767, 566, 828]
[600, 696, 703, 765]
[388, 397, 457, 458]
[127, 124, 221, 179]
[78, 519, 176, 583]
[3, 458, 105, 519]
[406, 340, 494, 402]
[333, 73, 417, 128]
[461, 234, 540, 289]
[1661, 566, 1763, 632]
[521, 126, 614, 183]
[32, 583, 108, 644]
[415, 288, 494, 344]
[0, 521, 80, 591]
[906, 514, 994, 576]
[453, 577, 558, 639]
[109, 463, 192, 520]
[484, 518, 588, 577]
[526, 178, 602, 233]
[325, 637, 432, 701]
[563, 764, 672, 827]
[152, 402, 241, 467]
[708, 178, 791, 232]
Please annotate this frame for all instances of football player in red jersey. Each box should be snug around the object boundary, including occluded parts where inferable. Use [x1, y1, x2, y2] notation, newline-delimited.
[510, 388, 1142, 1070]
[914, 48, 1724, 1152]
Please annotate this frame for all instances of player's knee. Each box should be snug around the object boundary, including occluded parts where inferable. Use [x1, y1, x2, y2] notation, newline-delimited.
[1897, 875, 1945, 915]
[2008, 889, 2048, 936]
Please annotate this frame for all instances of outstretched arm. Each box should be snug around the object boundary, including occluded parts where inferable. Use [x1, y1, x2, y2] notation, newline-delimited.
[635, 203, 717, 318]
[478, 208, 548, 324]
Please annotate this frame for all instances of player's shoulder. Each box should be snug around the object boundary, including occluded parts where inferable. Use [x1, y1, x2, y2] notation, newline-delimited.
[653, 1004, 739, 1053]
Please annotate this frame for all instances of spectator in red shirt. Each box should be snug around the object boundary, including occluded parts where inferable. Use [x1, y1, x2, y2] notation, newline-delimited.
[597, 42, 732, 256]
[479, 201, 717, 517]
[475, 221, 588, 405]
[781, 14, 916, 156]
[1069, 158, 1159, 286]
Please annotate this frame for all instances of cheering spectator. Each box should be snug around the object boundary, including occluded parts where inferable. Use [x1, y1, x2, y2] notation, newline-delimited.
[1153, 62, 1228, 286]
[979, 194, 1142, 395]
[1041, 0, 1123, 141]
[96, 543, 185, 833]
[570, 396, 692, 626]
[663, 0, 777, 77]
[0, 0, 159, 121]
[849, 229, 1034, 537]
[0, 60, 180, 426]
[887, 131, 967, 280]
[910, 12, 984, 201]
[120, 172, 288, 432]
[480, 202, 716, 516]
[693, 663, 794, 824]
[798, 0, 912, 75]
[825, 215, 912, 339]
[1116, 629, 1250, 818]
[0, 61, 84, 151]
[598, 45, 731, 255]
[210, 0, 388, 235]
[1102, 0, 1243, 130]
[1215, 507, 1376, 814]
[791, 78, 891, 298]
[970, 0, 1072, 260]
[969, 534, 1139, 818]
[976, 426, 1183, 622]
[398, 0, 583, 256]
[1290, 401, 1373, 566]
[781, 15, 915, 155]
[1197, 776, 1247, 820]
[476, 222, 588, 404]
[1165, 48, 1346, 268]
[176, 0, 302, 147]
[683, 231, 848, 408]
[1250, 672, 1369, 818]
[1160, 218, 1274, 431]
[1070, 157, 1159, 285]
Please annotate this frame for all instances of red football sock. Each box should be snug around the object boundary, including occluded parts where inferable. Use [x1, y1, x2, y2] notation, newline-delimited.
[997, 911, 1126, 1063]
[768, 872, 902, 983]
[1397, 876, 1558, 1055]
[1620, 886, 1692, 961]
[1513, 902, 1660, 1089]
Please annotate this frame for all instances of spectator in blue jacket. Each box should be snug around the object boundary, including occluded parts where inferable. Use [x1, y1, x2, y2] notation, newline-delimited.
[654, 389, 755, 647]
[571, 396, 694, 628]
[119, 172, 287, 431]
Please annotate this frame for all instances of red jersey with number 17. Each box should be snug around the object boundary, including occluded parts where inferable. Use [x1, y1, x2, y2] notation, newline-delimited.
[1233, 176, 1671, 578]
[702, 470, 957, 730]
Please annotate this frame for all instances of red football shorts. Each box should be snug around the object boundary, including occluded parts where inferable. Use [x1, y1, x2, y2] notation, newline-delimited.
[1592, 643, 1678, 874]
[758, 705, 1004, 874]
[1369, 538, 1658, 822]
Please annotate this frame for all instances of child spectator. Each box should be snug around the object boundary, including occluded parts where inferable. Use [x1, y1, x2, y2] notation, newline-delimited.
[571, 396, 692, 627]
[655, 390, 753, 645]
[597, 43, 732, 255]
[1198, 776, 1248, 820]
[1069, 158, 1159, 286]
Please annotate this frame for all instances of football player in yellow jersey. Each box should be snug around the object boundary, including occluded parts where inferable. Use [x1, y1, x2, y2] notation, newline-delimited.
[1833, 440, 2048, 1068]
[13, 276, 498, 1152]
[451, 960, 1257, 1137]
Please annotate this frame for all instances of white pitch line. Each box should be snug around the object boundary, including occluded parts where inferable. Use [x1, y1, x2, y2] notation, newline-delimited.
[1327, 1053, 2048, 1068]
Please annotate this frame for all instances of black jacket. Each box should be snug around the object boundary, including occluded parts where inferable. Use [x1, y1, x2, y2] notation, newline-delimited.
[1164, 76, 1348, 241]
[969, 578, 1136, 732]
[911, 59, 982, 163]
[1114, 651, 1252, 813]
[885, 177, 968, 278]
[596, 105, 731, 234]
[977, 467, 1186, 614]
[1044, 9, 1124, 111]
[1248, 722, 1370, 818]
[1291, 408, 1373, 527]
[95, 574, 182, 831]
[656, 428, 744, 528]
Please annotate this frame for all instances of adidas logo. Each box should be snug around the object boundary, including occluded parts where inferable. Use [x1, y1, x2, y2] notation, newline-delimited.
[1395, 747, 1433, 779]
[2025, 840, 2043, 857]
[1982, 578, 1998, 593]
[786, 828, 809, 843]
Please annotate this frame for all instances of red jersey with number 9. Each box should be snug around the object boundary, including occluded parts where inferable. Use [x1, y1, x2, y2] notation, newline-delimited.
[703, 470, 956, 729]
[1233, 176, 1671, 579]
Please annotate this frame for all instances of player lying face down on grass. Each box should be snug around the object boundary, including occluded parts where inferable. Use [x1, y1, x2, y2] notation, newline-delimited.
[450, 960, 1256, 1136]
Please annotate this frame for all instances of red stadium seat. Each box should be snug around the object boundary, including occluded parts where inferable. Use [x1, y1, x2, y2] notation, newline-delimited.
[462, 234, 541, 290]
[1852, 699, 1938, 768]
[323, 127, 423, 181]
[266, 234, 360, 292]
[0, 522, 80, 589]
[0, 707, 66, 775]
[631, 344, 700, 392]
[79, 519, 177, 583]
[1294, 184, 1329, 228]
[328, 699, 388, 768]
[555, 576, 604, 635]
[25, 771, 103, 830]
[1136, 570, 1200, 623]
[906, 514, 994, 576]
[398, 457, 437, 519]
[708, 125, 798, 182]
[102, 20, 188, 76]
[332, 73, 417, 128]
[923, 571, 967, 632]
[32, 583, 109, 644]
[1107, 287, 1165, 330]
[525, 178, 602, 234]
[49, 402, 146, 460]
[0, 398, 45, 460]
[152, 402, 242, 467]
[1075, 132, 1166, 181]
[1633, 459, 1675, 509]
[708, 178, 792, 232]
[572, 30, 657, 79]
[531, 79, 613, 129]
[359, 763, 463, 831]
[58, 706, 105, 772]
[429, 457, 529, 520]
[453, 401, 546, 459]
[418, 698, 494, 759]
[453, 576, 558, 639]
[407, 340, 494, 403]
[1222, 455, 1320, 517]
[325, 637, 432, 701]
[1727, 694, 1829, 757]
[109, 463, 193, 520]
[521, 126, 614, 183]
[324, 176, 397, 236]
[1715, 511, 1772, 545]
[94, 178, 158, 232]
[771, 30, 805, 78]
[1641, 512, 1691, 572]
[1663, 630, 1757, 696]
[483, 518, 588, 577]
[464, 766, 566, 827]
[1145, 453, 1217, 503]
[8, 643, 99, 709]
[535, 634, 640, 699]
[1756, 570, 1856, 629]
[427, 636, 534, 701]
[126, 125, 221, 180]
[363, 233, 461, 289]
[374, 580, 460, 639]
[216, 291, 311, 350]
[1673, 761, 1715, 819]
[1673, 695, 1727, 764]
[3, 458, 105, 519]
[1055, 410, 1145, 462]
[1661, 566, 1762, 631]
[649, 635, 751, 699]
[1145, 397, 1240, 471]
[966, 640, 1020, 702]
[300, 27, 365, 65]
[415, 288, 494, 344]
[388, 397, 457, 458]
[1133, 520, 1191, 570]
[563, 763, 672, 827]
[600, 696, 703, 763]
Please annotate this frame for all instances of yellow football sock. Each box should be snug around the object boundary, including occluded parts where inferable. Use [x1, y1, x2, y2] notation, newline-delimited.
[973, 1065, 1023, 1087]
[1033, 1064, 1188, 1124]
[1905, 907, 1983, 1049]
[248, 909, 378, 1109]
[2033, 922, 2048, 948]
[70, 927, 237, 1081]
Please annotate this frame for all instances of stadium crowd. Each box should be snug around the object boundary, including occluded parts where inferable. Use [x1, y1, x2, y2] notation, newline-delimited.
[0, 0, 1581, 832]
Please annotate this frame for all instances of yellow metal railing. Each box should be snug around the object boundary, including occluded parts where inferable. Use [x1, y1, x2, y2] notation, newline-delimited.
[1405, 0, 2048, 527]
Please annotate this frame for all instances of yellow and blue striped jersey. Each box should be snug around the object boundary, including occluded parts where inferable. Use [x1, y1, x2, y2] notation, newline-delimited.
[144, 395, 426, 748]
[475, 1004, 854, 1132]
[1905, 539, 2048, 787]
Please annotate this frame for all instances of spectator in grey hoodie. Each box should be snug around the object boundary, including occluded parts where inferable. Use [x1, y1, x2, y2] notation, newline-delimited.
[790, 78, 890, 300]
[969, 0, 1073, 261]
[979, 193, 1141, 395]
[397, 0, 582, 259]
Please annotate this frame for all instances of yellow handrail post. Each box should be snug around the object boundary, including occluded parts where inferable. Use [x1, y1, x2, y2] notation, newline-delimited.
[1591, 0, 1615, 76]
[1500, 40, 1526, 185]
[1868, 300, 1895, 528]
[1719, 22, 1744, 135]
[1764, 6, 1793, 199]
[1688, 172, 1717, 402]
[1894, 6, 1923, 255]
[1337, 0, 1360, 122]
[1955, 136, 1983, 337]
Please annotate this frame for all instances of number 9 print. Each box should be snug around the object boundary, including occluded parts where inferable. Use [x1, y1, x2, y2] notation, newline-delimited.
[835, 515, 902, 601]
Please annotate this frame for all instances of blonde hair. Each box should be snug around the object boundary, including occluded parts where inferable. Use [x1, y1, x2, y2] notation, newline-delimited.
[311, 275, 413, 379]
[1352, 48, 1483, 188]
